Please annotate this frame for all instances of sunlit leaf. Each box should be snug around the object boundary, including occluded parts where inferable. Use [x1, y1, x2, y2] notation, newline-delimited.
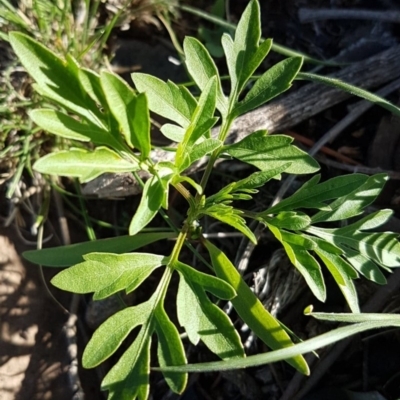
[83, 301, 152, 368]
[312, 174, 388, 223]
[155, 305, 187, 393]
[9, 32, 102, 126]
[132, 73, 197, 128]
[204, 240, 309, 375]
[224, 131, 319, 175]
[202, 203, 257, 244]
[267, 224, 325, 302]
[33, 147, 139, 183]
[51, 252, 166, 300]
[266, 174, 369, 215]
[177, 269, 244, 359]
[102, 326, 151, 400]
[174, 261, 236, 300]
[234, 57, 303, 116]
[315, 248, 360, 313]
[29, 109, 122, 150]
[129, 175, 167, 236]
[183, 36, 227, 116]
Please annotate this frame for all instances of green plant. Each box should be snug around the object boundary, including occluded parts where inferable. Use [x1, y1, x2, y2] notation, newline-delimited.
[9, 0, 400, 398]
[0, 0, 154, 200]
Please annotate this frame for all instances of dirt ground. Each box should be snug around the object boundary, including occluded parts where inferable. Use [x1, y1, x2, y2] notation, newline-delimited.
[2, 0, 400, 399]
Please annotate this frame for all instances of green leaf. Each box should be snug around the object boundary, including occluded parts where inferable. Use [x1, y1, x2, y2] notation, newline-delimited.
[177, 270, 244, 359]
[267, 225, 326, 302]
[129, 175, 167, 236]
[83, 301, 152, 368]
[264, 224, 316, 250]
[184, 77, 218, 146]
[102, 326, 151, 400]
[174, 261, 236, 300]
[266, 173, 369, 215]
[202, 203, 257, 244]
[234, 57, 303, 116]
[132, 73, 197, 128]
[314, 248, 360, 313]
[183, 36, 228, 116]
[183, 138, 222, 170]
[9, 32, 102, 126]
[51, 252, 166, 300]
[160, 124, 185, 142]
[155, 318, 400, 373]
[101, 71, 150, 156]
[225, 0, 266, 96]
[78, 68, 108, 108]
[204, 240, 309, 375]
[336, 209, 393, 232]
[33, 147, 139, 183]
[306, 310, 400, 324]
[311, 174, 388, 223]
[342, 248, 387, 285]
[297, 72, 400, 118]
[29, 109, 122, 149]
[207, 164, 290, 206]
[232, 164, 290, 190]
[308, 214, 400, 269]
[224, 131, 319, 175]
[155, 305, 187, 394]
[176, 77, 219, 168]
[23, 232, 175, 267]
[266, 211, 311, 230]
[129, 92, 151, 158]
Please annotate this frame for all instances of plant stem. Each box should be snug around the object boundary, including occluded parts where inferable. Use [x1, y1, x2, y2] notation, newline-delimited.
[196, 115, 234, 197]
[169, 229, 188, 265]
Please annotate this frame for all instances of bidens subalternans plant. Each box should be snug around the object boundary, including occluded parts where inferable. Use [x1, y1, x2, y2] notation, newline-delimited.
[10, 1, 400, 399]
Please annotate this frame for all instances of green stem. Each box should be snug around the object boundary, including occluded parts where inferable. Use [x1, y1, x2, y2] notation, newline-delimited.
[169, 229, 188, 265]
[196, 115, 234, 197]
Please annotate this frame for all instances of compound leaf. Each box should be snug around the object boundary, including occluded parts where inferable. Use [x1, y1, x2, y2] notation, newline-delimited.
[266, 211, 311, 231]
[308, 211, 400, 269]
[101, 71, 151, 156]
[183, 138, 221, 171]
[314, 248, 360, 313]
